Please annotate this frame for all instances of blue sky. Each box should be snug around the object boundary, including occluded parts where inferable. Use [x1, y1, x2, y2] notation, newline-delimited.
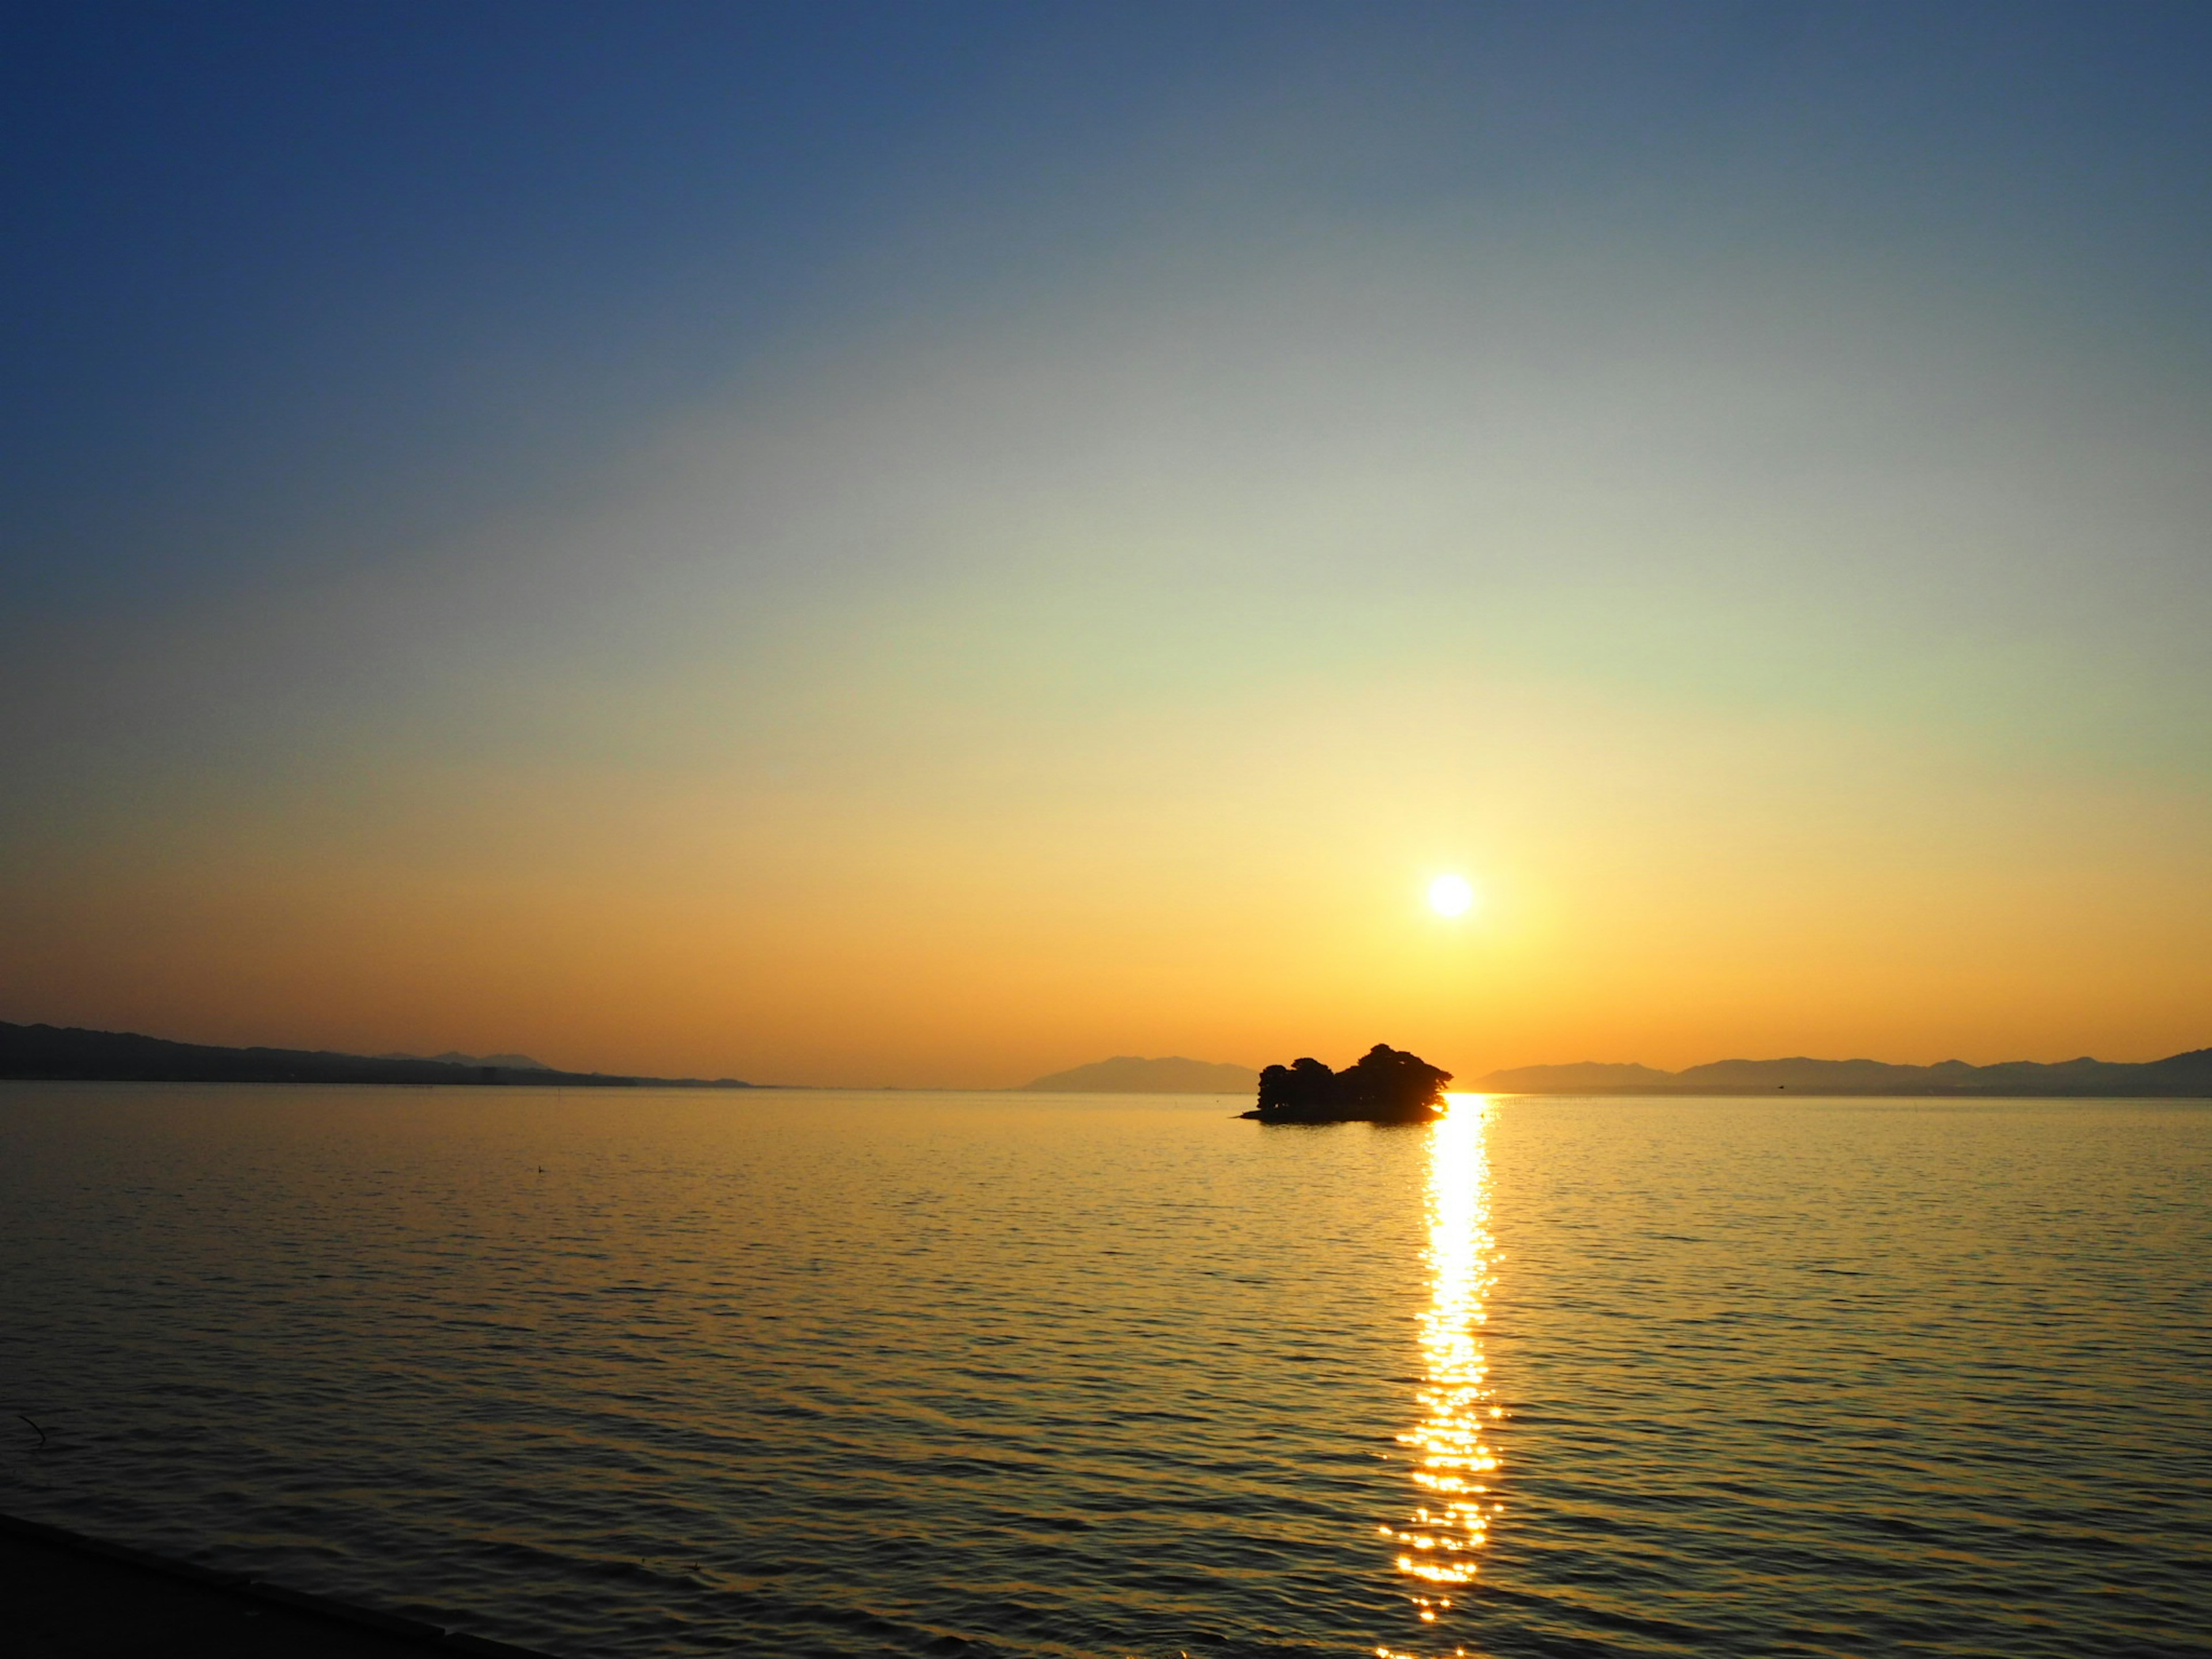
[9, 2, 2205, 607]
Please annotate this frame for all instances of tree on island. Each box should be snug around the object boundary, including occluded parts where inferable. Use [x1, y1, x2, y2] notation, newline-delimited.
[1243, 1044, 1452, 1123]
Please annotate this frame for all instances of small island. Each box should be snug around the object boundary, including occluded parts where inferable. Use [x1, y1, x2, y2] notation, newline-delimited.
[1243, 1043, 1453, 1124]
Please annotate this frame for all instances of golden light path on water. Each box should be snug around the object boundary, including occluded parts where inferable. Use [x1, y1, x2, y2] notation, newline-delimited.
[1380, 1094, 1500, 1659]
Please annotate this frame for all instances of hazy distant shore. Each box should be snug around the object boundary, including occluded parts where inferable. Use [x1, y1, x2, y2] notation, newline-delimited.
[1021, 1048, 2212, 1100]
[9, 1021, 2210, 1098]
[1020, 1055, 1261, 1093]
[1477, 1049, 2212, 1097]
[0, 1022, 753, 1090]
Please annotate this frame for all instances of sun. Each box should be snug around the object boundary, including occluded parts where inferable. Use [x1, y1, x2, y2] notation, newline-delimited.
[1428, 873, 1477, 918]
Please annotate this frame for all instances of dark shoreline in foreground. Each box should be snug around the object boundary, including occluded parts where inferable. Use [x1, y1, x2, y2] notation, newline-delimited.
[0, 1509, 554, 1659]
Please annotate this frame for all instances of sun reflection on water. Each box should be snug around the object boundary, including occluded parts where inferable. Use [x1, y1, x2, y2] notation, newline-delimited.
[1379, 1094, 1499, 1657]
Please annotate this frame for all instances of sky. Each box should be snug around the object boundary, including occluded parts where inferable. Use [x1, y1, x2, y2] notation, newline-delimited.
[3, 1, 2209, 1086]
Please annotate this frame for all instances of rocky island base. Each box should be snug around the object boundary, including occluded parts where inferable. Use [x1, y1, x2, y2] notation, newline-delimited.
[1243, 1043, 1452, 1124]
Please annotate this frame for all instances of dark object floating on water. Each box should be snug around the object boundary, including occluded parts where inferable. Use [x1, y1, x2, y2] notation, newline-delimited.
[1243, 1044, 1452, 1124]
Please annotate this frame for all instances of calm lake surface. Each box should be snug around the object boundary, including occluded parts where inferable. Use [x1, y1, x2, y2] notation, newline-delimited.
[1, 1084, 2206, 1658]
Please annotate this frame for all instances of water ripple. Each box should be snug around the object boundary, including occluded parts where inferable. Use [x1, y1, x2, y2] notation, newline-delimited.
[0, 1085, 2206, 1657]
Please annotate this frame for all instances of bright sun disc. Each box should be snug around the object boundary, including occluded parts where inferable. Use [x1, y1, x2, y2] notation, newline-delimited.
[1429, 874, 1476, 917]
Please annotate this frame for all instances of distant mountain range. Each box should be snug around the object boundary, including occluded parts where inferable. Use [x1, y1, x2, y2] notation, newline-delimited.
[0, 1022, 753, 1089]
[1478, 1050, 2212, 1097]
[379, 1049, 552, 1070]
[1022, 1055, 1260, 1093]
[14, 1021, 2203, 1099]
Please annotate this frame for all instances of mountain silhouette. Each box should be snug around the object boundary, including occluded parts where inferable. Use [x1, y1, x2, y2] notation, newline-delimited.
[380, 1050, 553, 1070]
[1, 1022, 752, 1089]
[1021, 1055, 1260, 1093]
[1478, 1049, 2212, 1096]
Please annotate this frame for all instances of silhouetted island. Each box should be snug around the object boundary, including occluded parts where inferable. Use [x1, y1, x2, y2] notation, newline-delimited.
[1243, 1044, 1452, 1123]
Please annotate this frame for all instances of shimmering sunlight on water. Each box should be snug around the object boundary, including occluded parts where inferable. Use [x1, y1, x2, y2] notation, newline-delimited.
[2, 1084, 2208, 1657]
[1383, 1096, 1500, 1654]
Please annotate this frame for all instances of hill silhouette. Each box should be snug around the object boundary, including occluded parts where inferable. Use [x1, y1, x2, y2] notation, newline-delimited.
[0, 1022, 753, 1089]
[1479, 1049, 2212, 1097]
[380, 1048, 553, 1070]
[1021, 1055, 1259, 1093]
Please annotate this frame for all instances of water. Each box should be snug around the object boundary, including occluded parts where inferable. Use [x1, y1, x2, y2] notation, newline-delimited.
[0, 1084, 2206, 1658]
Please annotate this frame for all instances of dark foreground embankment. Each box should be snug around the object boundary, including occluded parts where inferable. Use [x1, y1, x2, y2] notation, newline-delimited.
[1, 1512, 556, 1659]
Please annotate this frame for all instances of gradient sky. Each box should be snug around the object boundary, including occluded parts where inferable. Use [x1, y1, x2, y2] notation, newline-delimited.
[5, 2, 2209, 1085]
